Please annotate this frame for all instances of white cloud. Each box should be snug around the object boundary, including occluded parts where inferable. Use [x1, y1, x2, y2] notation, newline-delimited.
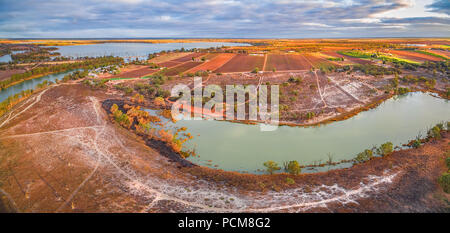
[302, 22, 333, 28]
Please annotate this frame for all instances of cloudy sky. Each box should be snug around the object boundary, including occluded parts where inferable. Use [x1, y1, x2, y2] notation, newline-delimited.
[0, 0, 449, 38]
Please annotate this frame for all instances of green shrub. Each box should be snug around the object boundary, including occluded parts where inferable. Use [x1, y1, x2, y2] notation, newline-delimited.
[411, 140, 421, 149]
[286, 177, 295, 185]
[428, 126, 441, 139]
[378, 142, 393, 156]
[305, 112, 315, 119]
[396, 87, 410, 95]
[251, 67, 259, 73]
[446, 157, 450, 169]
[263, 161, 280, 175]
[284, 161, 301, 175]
[438, 173, 450, 193]
[355, 149, 373, 163]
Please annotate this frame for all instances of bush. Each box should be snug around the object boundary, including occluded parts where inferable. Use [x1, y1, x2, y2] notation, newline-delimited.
[396, 87, 410, 95]
[251, 67, 259, 73]
[446, 157, 450, 169]
[411, 140, 421, 149]
[355, 149, 373, 163]
[263, 161, 280, 175]
[378, 142, 393, 156]
[438, 173, 450, 193]
[284, 161, 301, 175]
[305, 112, 315, 119]
[286, 177, 295, 185]
[428, 126, 441, 139]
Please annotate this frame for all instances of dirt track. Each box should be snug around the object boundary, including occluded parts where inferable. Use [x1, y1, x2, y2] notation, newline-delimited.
[0, 83, 448, 212]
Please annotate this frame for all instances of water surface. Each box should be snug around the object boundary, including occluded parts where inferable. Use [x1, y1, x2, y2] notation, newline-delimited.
[0, 54, 12, 63]
[0, 70, 76, 102]
[48, 42, 250, 61]
[148, 92, 449, 173]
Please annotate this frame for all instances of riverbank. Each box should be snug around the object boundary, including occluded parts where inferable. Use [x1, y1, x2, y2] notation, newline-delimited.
[0, 83, 448, 212]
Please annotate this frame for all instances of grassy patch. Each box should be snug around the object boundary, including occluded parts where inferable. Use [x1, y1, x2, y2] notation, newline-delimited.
[438, 173, 450, 193]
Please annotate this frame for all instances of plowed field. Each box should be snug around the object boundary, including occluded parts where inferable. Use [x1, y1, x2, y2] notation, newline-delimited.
[186, 53, 236, 73]
[214, 54, 264, 73]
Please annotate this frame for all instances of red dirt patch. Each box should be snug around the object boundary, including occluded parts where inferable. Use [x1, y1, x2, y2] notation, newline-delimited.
[110, 66, 157, 79]
[157, 61, 181, 68]
[264, 54, 312, 71]
[164, 62, 203, 76]
[303, 54, 335, 67]
[214, 54, 265, 73]
[186, 53, 236, 73]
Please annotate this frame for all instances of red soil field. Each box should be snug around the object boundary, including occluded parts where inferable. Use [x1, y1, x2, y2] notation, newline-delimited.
[264, 54, 311, 71]
[111, 66, 157, 78]
[157, 61, 181, 68]
[171, 53, 205, 62]
[164, 61, 203, 76]
[186, 53, 236, 73]
[302, 54, 335, 67]
[214, 54, 264, 73]
[202, 53, 220, 60]
[388, 50, 442, 62]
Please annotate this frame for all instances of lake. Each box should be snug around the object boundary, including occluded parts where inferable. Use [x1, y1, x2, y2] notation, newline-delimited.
[47, 42, 250, 61]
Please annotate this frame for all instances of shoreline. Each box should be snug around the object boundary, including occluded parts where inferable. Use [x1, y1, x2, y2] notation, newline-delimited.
[100, 92, 449, 178]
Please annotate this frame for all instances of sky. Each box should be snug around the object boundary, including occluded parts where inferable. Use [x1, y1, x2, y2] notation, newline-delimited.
[0, 0, 449, 38]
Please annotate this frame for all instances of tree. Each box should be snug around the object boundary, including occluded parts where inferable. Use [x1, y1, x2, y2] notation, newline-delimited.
[284, 160, 301, 175]
[355, 149, 373, 163]
[378, 142, 393, 156]
[263, 161, 280, 175]
[154, 97, 165, 106]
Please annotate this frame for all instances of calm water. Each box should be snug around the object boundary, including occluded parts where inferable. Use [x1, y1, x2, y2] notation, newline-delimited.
[0, 54, 12, 63]
[0, 70, 76, 102]
[48, 42, 250, 61]
[148, 92, 450, 173]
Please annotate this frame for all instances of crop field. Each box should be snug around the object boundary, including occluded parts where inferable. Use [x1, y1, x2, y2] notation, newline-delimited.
[214, 54, 265, 73]
[164, 61, 203, 76]
[157, 61, 181, 68]
[186, 53, 236, 73]
[264, 54, 312, 71]
[148, 52, 190, 63]
[171, 53, 205, 62]
[201, 53, 220, 60]
[387, 50, 443, 62]
[110, 66, 157, 79]
[428, 49, 450, 59]
[302, 54, 336, 68]
[336, 53, 374, 65]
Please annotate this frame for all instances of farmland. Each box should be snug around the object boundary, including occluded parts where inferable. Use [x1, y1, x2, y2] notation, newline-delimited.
[163, 61, 203, 76]
[214, 54, 265, 73]
[0, 38, 449, 213]
[387, 50, 443, 62]
[186, 53, 236, 73]
[264, 54, 311, 71]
